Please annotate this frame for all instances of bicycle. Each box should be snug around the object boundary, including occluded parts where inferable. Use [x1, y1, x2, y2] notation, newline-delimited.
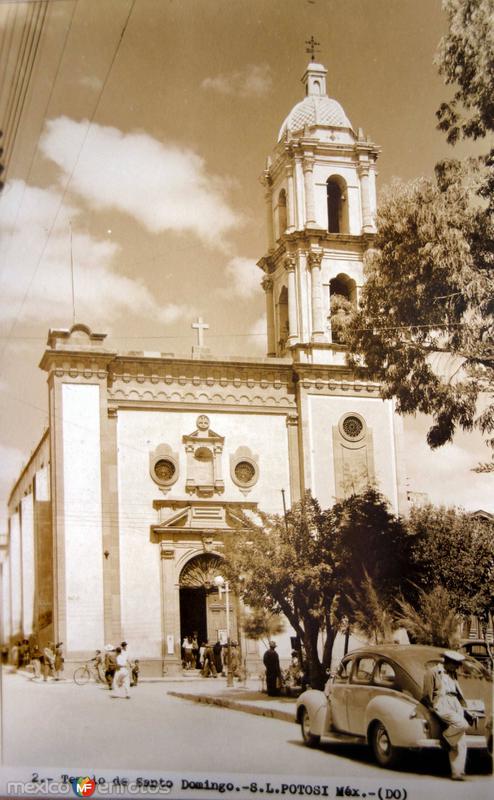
[73, 661, 101, 685]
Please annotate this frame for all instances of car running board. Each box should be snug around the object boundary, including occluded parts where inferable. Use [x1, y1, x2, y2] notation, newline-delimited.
[324, 731, 366, 745]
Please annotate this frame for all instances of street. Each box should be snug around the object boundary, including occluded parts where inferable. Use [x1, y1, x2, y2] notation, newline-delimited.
[0, 671, 491, 791]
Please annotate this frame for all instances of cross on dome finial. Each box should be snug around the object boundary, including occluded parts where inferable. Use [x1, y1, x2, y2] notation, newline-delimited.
[192, 316, 209, 347]
[305, 36, 321, 62]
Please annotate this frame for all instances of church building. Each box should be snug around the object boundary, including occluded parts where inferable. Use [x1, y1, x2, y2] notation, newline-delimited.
[3, 59, 407, 674]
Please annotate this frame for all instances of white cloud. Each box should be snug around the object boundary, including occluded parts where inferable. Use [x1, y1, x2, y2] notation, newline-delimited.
[404, 417, 494, 512]
[220, 257, 262, 298]
[245, 315, 267, 356]
[0, 181, 193, 327]
[39, 117, 242, 249]
[202, 64, 272, 98]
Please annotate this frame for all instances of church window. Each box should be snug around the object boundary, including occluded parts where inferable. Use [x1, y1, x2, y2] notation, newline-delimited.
[329, 274, 356, 344]
[149, 444, 179, 490]
[342, 416, 363, 440]
[154, 459, 176, 481]
[327, 180, 341, 232]
[230, 448, 259, 491]
[235, 461, 256, 484]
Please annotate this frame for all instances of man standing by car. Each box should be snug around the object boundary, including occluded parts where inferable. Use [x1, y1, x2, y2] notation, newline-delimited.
[424, 650, 471, 781]
[263, 641, 282, 696]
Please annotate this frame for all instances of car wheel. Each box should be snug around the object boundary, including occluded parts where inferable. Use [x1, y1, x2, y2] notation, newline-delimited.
[300, 707, 320, 748]
[370, 721, 401, 768]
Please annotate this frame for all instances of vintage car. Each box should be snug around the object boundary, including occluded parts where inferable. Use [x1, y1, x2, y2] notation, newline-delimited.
[295, 644, 493, 769]
[460, 639, 493, 671]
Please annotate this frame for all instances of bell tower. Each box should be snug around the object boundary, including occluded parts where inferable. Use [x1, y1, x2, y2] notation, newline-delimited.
[258, 58, 380, 365]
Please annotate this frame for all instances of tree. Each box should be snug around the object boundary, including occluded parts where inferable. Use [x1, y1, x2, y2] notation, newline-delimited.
[436, 0, 494, 146]
[396, 585, 463, 648]
[407, 504, 494, 629]
[224, 489, 413, 689]
[346, 570, 396, 645]
[346, 0, 494, 468]
[240, 607, 285, 650]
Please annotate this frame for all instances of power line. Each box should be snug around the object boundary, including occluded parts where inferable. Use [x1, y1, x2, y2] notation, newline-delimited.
[0, 0, 136, 365]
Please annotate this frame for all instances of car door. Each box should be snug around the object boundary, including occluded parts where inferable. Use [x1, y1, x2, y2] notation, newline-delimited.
[345, 655, 379, 736]
[328, 656, 353, 732]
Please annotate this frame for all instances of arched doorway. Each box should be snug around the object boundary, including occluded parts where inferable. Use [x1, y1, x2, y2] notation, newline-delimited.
[179, 554, 234, 649]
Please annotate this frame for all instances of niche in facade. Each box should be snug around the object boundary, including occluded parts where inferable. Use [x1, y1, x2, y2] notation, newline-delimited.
[183, 415, 225, 497]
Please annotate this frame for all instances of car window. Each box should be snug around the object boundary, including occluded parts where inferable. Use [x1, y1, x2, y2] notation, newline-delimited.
[374, 660, 397, 687]
[334, 658, 352, 683]
[352, 657, 376, 683]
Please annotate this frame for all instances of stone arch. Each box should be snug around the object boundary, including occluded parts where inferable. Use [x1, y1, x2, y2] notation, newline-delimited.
[326, 175, 349, 234]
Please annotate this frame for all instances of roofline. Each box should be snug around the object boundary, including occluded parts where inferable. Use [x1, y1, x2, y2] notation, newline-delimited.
[8, 428, 50, 507]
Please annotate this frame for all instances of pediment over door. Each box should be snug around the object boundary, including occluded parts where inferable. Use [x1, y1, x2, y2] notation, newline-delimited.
[151, 500, 257, 538]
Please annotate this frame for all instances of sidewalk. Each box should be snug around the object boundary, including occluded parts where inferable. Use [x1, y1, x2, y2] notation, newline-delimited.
[165, 676, 298, 722]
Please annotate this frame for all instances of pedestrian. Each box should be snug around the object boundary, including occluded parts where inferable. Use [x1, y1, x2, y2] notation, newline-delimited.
[201, 642, 217, 678]
[423, 650, 472, 781]
[10, 641, 20, 671]
[43, 642, 55, 681]
[54, 642, 64, 680]
[19, 639, 29, 668]
[30, 643, 43, 680]
[263, 641, 282, 696]
[191, 632, 199, 668]
[91, 650, 106, 682]
[198, 642, 206, 670]
[131, 659, 140, 686]
[111, 646, 131, 699]
[182, 635, 194, 669]
[213, 640, 223, 675]
[104, 645, 117, 689]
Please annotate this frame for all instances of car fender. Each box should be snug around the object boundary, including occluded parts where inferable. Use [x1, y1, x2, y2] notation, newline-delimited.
[365, 694, 434, 748]
[296, 689, 329, 736]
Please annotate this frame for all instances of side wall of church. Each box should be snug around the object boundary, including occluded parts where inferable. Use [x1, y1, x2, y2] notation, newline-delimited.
[116, 409, 292, 659]
[61, 384, 105, 651]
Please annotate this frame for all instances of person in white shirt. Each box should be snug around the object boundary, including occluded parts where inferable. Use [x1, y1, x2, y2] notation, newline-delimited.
[111, 646, 131, 699]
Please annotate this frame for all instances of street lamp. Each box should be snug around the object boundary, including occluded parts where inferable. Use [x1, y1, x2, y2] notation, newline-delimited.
[213, 575, 233, 687]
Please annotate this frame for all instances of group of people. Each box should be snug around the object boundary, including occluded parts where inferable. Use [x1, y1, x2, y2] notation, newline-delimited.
[93, 641, 139, 699]
[263, 642, 305, 697]
[11, 639, 64, 682]
[181, 634, 241, 679]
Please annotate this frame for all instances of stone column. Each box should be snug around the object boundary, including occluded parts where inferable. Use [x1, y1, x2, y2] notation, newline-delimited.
[308, 252, 325, 342]
[284, 255, 298, 345]
[262, 172, 275, 252]
[294, 153, 305, 229]
[160, 542, 181, 676]
[285, 164, 296, 231]
[286, 414, 302, 503]
[303, 154, 316, 226]
[327, 281, 333, 343]
[359, 164, 374, 232]
[262, 276, 276, 356]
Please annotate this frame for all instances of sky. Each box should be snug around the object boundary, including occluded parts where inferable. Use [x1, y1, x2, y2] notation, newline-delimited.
[0, 0, 492, 529]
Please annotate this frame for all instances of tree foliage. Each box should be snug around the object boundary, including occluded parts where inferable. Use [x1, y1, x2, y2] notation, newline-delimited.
[240, 607, 285, 649]
[224, 489, 411, 688]
[346, 570, 396, 645]
[407, 504, 494, 625]
[346, 0, 494, 467]
[396, 585, 463, 648]
[347, 163, 494, 458]
[436, 0, 494, 144]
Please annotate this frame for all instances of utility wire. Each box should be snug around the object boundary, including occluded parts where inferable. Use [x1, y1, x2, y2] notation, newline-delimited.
[0, 0, 136, 365]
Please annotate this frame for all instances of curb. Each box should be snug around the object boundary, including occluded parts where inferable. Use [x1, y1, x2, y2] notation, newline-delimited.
[168, 691, 294, 723]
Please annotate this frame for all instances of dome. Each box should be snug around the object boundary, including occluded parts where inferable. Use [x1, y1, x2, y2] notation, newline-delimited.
[278, 94, 352, 141]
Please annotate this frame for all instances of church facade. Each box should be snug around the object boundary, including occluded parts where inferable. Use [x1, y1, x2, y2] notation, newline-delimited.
[3, 60, 407, 674]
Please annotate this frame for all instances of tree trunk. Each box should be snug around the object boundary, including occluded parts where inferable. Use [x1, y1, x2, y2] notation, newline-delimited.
[322, 622, 337, 672]
[303, 618, 325, 690]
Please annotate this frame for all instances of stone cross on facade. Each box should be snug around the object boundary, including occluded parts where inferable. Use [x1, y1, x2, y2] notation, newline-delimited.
[192, 317, 209, 347]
